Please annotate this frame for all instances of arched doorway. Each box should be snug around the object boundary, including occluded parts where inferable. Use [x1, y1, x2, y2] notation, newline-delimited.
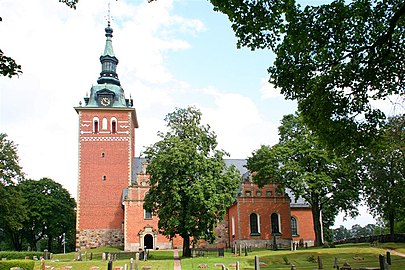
[144, 234, 153, 249]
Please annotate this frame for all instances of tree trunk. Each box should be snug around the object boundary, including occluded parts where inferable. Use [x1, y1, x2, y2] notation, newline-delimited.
[311, 202, 324, 246]
[182, 234, 191, 257]
[388, 211, 395, 236]
[47, 234, 53, 252]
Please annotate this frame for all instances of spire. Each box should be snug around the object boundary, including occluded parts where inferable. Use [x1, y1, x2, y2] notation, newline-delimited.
[97, 20, 121, 86]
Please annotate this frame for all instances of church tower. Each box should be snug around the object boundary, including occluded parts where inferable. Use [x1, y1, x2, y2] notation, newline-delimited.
[75, 22, 138, 249]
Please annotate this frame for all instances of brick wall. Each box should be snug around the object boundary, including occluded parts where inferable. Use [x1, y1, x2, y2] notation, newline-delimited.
[76, 108, 135, 248]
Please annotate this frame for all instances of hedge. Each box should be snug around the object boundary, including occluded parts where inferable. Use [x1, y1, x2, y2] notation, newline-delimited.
[0, 252, 42, 260]
[0, 260, 35, 270]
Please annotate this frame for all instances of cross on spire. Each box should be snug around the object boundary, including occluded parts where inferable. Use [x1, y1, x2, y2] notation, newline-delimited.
[106, 2, 113, 26]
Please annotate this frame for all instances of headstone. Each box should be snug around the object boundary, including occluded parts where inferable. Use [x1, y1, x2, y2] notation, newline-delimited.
[135, 252, 139, 270]
[254, 255, 260, 270]
[218, 248, 224, 257]
[318, 255, 323, 269]
[107, 260, 113, 270]
[40, 258, 46, 270]
[379, 254, 385, 270]
[386, 251, 391, 265]
[340, 262, 351, 270]
[44, 249, 49, 260]
[244, 245, 248, 256]
[334, 257, 339, 269]
[130, 258, 133, 270]
[291, 265, 297, 270]
[236, 261, 240, 270]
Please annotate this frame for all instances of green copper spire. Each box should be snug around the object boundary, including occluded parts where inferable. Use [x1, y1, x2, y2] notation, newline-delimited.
[82, 22, 134, 108]
[97, 21, 120, 86]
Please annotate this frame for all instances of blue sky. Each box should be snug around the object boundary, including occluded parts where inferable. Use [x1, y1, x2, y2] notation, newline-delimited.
[0, 0, 377, 228]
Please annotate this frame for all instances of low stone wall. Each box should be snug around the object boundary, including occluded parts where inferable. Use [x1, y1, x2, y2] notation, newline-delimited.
[76, 229, 124, 249]
[335, 234, 405, 245]
[232, 239, 292, 249]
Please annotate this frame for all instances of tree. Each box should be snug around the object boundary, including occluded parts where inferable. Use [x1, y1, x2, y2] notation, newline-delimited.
[0, 133, 24, 185]
[18, 178, 76, 252]
[360, 115, 405, 235]
[209, 0, 405, 151]
[0, 0, 78, 78]
[0, 134, 27, 251]
[333, 225, 352, 241]
[247, 113, 361, 246]
[143, 107, 241, 257]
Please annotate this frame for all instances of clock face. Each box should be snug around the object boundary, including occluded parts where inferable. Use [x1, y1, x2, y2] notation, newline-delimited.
[100, 96, 111, 107]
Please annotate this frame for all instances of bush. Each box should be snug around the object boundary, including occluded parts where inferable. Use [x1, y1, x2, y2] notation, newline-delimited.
[0, 260, 35, 270]
[0, 252, 42, 260]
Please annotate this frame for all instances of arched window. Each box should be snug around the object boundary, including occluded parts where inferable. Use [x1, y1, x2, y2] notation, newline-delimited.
[93, 117, 99, 134]
[291, 217, 298, 236]
[271, 213, 280, 234]
[111, 117, 117, 134]
[250, 213, 260, 235]
[102, 118, 108, 130]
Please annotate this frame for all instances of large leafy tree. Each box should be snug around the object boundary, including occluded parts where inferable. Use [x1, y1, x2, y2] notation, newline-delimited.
[209, 0, 405, 151]
[0, 0, 78, 77]
[0, 134, 27, 250]
[0, 133, 24, 185]
[143, 107, 240, 257]
[360, 115, 405, 235]
[18, 178, 76, 252]
[247, 114, 361, 246]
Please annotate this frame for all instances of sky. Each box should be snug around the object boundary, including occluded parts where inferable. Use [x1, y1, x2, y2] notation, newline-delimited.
[0, 0, 386, 228]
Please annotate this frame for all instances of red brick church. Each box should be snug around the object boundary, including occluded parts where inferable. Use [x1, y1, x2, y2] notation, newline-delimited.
[74, 23, 317, 251]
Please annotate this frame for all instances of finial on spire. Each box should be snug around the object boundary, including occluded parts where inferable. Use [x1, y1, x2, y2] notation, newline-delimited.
[106, 2, 113, 27]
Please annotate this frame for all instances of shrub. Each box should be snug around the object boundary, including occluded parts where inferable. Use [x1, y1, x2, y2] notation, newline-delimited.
[0, 260, 35, 270]
[0, 252, 42, 260]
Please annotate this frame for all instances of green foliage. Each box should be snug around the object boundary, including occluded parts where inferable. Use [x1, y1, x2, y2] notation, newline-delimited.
[306, 254, 317, 263]
[18, 178, 76, 253]
[143, 107, 241, 257]
[210, 0, 405, 152]
[0, 260, 34, 270]
[0, 133, 24, 185]
[0, 252, 42, 260]
[359, 115, 405, 234]
[247, 113, 361, 246]
[0, 134, 27, 251]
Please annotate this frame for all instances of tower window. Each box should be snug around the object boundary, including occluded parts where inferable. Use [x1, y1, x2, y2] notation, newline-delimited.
[102, 118, 108, 130]
[102, 175, 106, 181]
[111, 117, 117, 134]
[93, 117, 99, 134]
[101, 152, 105, 158]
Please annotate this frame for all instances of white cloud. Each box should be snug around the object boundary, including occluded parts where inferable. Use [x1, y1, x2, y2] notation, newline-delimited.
[259, 77, 283, 99]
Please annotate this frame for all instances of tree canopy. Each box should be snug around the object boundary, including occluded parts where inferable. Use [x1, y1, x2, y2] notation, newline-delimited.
[0, 133, 24, 185]
[359, 114, 405, 235]
[19, 178, 76, 252]
[143, 107, 241, 257]
[247, 113, 361, 246]
[209, 0, 405, 151]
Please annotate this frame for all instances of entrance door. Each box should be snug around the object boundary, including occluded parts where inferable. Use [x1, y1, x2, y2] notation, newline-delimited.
[144, 234, 153, 249]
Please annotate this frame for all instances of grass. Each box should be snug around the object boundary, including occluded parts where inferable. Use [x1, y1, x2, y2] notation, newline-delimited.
[30, 243, 405, 270]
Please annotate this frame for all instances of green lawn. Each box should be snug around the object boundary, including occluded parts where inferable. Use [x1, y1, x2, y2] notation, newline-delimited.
[32, 243, 405, 270]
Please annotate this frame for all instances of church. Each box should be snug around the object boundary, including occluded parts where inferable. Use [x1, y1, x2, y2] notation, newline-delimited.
[74, 23, 316, 251]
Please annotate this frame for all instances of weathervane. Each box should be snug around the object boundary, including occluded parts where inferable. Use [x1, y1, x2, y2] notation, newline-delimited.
[105, 2, 114, 26]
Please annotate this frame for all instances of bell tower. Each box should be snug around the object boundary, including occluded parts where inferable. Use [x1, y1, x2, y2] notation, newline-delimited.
[75, 21, 138, 249]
